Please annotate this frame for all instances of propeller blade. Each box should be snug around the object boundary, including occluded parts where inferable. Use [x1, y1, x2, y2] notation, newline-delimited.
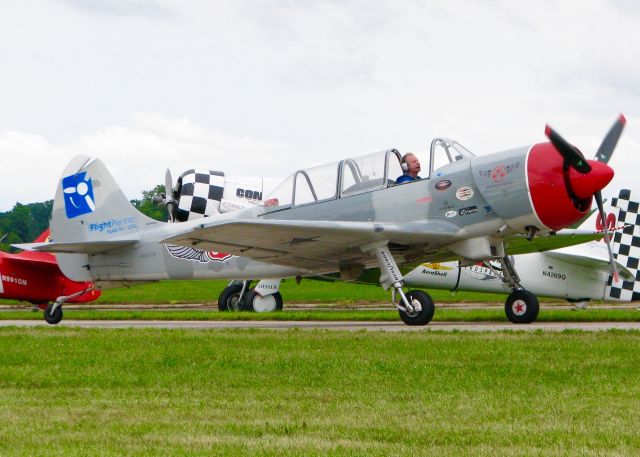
[164, 169, 174, 199]
[595, 191, 620, 283]
[595, 114, 627, 164]
[545, 125, 592, 174]
[164, 168, 176, 223]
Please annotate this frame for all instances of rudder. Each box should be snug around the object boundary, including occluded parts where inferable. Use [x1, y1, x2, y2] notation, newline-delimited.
[606, 189, 640, 301]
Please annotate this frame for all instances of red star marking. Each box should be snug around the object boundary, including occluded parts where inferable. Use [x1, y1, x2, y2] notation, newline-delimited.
[490, 165, 507, 182]
[513, 301, 526, 314]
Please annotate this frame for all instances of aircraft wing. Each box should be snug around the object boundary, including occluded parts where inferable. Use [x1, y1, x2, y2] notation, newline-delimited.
[161, 219, 464, 271]
[3, 255, 60, 271]
[503, 230, 605, 255]
[13, 239, 138, 254]
[544, 250, 635, 280]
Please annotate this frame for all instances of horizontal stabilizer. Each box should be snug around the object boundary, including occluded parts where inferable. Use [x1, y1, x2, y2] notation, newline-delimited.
[13, 239, 138, 254]
[545, 250, 635, 281]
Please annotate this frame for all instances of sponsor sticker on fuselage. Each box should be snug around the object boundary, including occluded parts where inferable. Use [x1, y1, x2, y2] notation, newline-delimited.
[458, 206, 478, 216]
[435, 180, 452, 191]
[455, 186, 474, 201]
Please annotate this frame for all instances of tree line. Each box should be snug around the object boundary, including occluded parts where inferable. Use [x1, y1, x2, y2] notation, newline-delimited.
[0, 185, 168, 252]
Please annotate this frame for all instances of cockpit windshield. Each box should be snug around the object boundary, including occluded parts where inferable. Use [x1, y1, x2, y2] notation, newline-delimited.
[428, 138, 475, 179]
[263, 140, 474, 208]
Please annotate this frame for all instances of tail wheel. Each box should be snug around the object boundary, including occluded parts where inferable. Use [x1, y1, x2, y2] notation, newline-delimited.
[505, 289, 539, 324]
[398, 290, 435, 326]
[44, 304, 63, 325]
[217, 284, 244, 311]
[242, 289, 283, 312]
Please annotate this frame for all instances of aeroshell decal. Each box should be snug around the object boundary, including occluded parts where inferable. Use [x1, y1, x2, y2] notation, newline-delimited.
[166, 245, 234, 263]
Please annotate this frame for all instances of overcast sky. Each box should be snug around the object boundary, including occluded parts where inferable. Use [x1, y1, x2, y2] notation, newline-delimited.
[1, 0, 639, 211]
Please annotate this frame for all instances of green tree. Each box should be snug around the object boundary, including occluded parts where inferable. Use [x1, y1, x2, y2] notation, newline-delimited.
[130, 184, 169, 222]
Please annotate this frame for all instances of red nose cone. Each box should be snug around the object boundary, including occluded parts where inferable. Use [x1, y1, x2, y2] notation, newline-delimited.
[568, 160, 614, 200]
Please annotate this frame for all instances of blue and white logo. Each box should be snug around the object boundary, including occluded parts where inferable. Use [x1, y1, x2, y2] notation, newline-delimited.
[62, 172, 96, 218]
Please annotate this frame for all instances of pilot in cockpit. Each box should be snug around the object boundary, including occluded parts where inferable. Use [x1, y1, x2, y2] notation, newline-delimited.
[396, 153, 422, 184]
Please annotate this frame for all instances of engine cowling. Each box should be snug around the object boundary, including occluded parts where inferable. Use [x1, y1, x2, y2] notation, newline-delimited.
[472, 142, 614, 233]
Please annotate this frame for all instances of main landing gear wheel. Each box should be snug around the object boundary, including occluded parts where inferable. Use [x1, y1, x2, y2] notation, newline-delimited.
[44, 303, 63, 325]
[218, 284, 245, 311]
[398, 290, 435, 326]
[505, 289, 539, 324]
[242, 290, 283, 312]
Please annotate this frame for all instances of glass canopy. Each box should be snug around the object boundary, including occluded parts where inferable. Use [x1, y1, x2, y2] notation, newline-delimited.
[263, 139, 474, 208]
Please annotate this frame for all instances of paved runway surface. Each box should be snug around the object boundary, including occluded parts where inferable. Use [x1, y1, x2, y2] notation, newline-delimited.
[1, 320, 640, 331]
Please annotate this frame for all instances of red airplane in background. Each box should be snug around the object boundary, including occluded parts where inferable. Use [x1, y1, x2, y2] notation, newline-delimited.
[1, 229, 99, 323]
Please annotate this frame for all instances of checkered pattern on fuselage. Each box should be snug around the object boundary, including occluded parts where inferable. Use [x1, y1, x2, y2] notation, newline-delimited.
[606, 189, 640, 301]
[175, 169, 225, 222]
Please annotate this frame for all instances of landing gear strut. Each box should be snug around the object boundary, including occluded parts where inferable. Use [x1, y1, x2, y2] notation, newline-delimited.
[483, 256, 539, 324]
[367, 242, 435, 326]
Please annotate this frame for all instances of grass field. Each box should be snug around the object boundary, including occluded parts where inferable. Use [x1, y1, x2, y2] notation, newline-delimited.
[1, 327, 639, 456]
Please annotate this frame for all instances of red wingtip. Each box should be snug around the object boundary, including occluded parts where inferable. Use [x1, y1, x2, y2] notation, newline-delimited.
[619, 113, 627, 126]
[544, 125, 551, 137]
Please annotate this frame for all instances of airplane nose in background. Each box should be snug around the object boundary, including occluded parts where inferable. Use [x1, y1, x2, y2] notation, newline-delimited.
[569, 160, 614, 200]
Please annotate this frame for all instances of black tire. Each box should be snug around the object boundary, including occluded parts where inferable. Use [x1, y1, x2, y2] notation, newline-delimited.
[398, 290, 435, 326]
[44, 303, 63, 325]
[217, 284, 244, 311]
[505, 289, 539, 324]
[242, 289, 284, 312]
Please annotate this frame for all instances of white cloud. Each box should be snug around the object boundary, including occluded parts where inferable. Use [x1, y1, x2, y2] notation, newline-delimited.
[0, 113, 294, 211]
[0, 0, 639, 210]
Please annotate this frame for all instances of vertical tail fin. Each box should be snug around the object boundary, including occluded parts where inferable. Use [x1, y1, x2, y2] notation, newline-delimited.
[606, 189, 640, 301]
[50, 155, 159, 281]
[51, 155, 157, 244]
[32, 229, 50, 243]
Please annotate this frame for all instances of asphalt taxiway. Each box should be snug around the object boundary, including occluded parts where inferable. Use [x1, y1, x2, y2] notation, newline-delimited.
[1, 320, 639, 331]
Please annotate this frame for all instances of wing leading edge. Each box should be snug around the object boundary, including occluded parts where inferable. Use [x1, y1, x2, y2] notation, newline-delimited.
[161, 219, 465, 271]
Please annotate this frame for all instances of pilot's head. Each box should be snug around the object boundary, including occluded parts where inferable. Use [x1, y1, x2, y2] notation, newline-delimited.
[402, 153, 421, 177]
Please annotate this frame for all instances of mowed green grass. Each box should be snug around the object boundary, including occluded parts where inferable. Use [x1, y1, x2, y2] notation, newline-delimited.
[1, 328, 639, 456]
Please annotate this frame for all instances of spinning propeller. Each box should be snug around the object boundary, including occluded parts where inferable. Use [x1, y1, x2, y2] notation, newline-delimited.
[545, 114, 626, 282]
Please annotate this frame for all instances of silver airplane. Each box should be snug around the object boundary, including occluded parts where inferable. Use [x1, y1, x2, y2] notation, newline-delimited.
[18, 117, 624, 325]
